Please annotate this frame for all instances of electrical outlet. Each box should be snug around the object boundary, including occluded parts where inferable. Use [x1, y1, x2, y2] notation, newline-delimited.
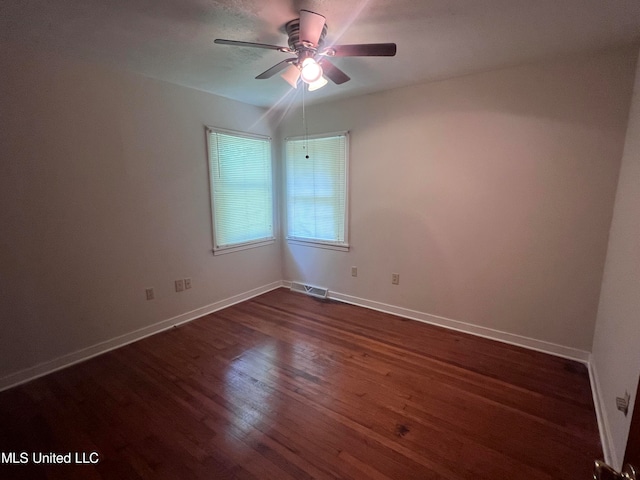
[175, 279, 184, 292]
[617, 391, 630, 416]
[145, 288, 154, 300]
[351, 266, 357, 277]
[184, 277, 192, 289]
[392, 273, 400, 285]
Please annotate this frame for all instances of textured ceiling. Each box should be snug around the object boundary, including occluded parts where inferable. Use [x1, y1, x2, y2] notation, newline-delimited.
[1, 0, 640, 108]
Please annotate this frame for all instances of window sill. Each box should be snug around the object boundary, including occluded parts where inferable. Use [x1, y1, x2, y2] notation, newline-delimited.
[213, 238, 275, 256]
[286, 238, 350, 252]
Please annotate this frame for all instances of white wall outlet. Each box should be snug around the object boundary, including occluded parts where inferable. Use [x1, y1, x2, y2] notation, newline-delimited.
[175, 279, 184, 292]
[617, 391, 630, 416]
[392, 273, 400, 285]
[145, 288, 154, 300]
[184, 277, 192, 289]
[351, 266, 357, 277]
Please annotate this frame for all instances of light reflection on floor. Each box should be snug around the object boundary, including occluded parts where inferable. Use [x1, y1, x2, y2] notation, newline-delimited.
[220, 338, 331, 453]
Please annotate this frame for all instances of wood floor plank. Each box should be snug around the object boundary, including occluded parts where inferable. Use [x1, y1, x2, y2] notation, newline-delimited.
[0, 288, 600, 479]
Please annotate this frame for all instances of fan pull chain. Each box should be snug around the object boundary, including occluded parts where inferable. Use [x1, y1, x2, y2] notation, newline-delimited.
[302, 83, 309, 159]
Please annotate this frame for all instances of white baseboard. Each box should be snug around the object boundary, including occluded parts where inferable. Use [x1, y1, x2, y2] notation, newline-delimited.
[589, 357, 617, 468]
[0, 281, 284, 392]
[285, 283, 590, 363]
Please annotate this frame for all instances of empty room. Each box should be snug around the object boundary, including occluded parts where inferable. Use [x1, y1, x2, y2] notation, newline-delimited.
[1, 1, 640, 479]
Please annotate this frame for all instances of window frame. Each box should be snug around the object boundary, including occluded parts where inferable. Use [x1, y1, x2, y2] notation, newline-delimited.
[206, 126, 275, 256]
[284, 131, 350, 252]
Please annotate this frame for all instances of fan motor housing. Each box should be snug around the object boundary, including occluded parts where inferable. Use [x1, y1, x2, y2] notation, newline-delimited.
[285, 18, 328, 52]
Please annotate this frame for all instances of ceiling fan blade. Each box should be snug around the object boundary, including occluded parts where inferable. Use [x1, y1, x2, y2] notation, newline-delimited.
[319, 59, 350, 85]
[299, 9, 326, 46]
[323, 43, 397, 57]
[256, 58, 297, 79]
[214, 39, 290, 52]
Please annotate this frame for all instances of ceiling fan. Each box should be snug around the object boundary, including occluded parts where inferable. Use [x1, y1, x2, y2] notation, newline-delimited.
[214, 9, 397, 91]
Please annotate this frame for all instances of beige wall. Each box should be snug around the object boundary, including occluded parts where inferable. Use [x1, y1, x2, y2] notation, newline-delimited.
[0, 46, 281, 382]
[592, 47, 640, 469]
[278, 46, 637, 351]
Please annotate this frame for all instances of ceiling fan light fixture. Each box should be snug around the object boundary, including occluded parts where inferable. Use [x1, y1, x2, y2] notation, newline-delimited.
[281, 64, 301, 88]
[300, 58, 323, 84]
[308, 76, 328, 91]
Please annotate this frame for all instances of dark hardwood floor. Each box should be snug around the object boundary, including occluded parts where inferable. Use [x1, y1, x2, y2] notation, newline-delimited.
[0, 288, 601, 479]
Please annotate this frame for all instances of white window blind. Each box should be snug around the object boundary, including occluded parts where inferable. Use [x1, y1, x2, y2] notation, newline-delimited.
[207, 128, 274, 252]
[286, 133, 348, 247]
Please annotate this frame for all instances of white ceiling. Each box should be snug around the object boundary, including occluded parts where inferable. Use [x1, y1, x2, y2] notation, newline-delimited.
[2, 0, 640, 108]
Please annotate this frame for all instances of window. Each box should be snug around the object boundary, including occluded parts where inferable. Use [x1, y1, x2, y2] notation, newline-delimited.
[285, 132, 349, 250]
[206, 127, 274, 254]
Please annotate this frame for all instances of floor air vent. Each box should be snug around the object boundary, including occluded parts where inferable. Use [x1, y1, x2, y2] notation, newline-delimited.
[290, 282, 328, 299]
